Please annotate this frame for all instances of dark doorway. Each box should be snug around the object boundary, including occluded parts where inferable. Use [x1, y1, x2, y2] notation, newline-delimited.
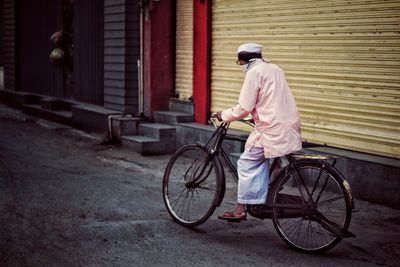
[16, 0, 63, 96]
[0, 0, 3, 66]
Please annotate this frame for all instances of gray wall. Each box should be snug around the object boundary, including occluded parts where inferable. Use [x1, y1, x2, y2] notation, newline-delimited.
[104, 0, 140, 114]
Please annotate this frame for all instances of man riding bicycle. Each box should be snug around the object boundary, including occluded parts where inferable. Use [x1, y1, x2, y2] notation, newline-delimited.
[216, 43, 302, 221]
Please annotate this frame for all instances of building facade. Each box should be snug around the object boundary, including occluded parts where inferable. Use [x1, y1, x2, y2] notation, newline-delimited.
[1, 0, 399, 159]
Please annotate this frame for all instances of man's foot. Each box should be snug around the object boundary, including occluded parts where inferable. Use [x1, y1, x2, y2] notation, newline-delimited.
[218, 211, 247, 222]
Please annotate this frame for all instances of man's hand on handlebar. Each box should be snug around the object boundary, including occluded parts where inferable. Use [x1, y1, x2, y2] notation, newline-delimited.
[215, 111, 223, 122]
[211, 111, 223, 122]
[210, 112, 254, 127]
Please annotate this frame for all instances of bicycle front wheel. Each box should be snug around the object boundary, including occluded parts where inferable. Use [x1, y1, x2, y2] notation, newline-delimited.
[271, 160, 352, 254]
[163, 144, 222, 227]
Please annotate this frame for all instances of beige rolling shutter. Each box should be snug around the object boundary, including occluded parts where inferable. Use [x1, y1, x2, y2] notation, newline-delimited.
[175, 0, 193, 100]
[211, 0, 400, 158]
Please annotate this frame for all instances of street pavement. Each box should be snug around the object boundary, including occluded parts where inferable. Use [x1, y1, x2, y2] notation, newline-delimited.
[0, 103, 399, 267]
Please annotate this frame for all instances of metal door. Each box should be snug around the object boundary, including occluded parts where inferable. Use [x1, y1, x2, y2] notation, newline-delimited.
[73, 0, 104, 105]
[211, 0, 400, 158]
[17, 0, 63, 96]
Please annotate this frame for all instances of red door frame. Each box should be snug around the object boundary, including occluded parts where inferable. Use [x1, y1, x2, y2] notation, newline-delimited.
[143, 0, 174, 117]
[143, 0, 210, 122]
[193, 0, 211, 124]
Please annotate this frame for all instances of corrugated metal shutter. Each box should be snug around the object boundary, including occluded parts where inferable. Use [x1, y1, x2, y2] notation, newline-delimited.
[74, 0, 104, 105]
[175, 0, 193, 100]
[211, 0, 400, 158]
[3, 0, 16, 91]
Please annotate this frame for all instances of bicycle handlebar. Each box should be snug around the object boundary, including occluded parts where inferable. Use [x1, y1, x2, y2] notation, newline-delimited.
[209, 112, 254, 128]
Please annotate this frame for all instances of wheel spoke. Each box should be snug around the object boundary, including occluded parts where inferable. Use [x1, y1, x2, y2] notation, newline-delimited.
[318, 195, 345, 206]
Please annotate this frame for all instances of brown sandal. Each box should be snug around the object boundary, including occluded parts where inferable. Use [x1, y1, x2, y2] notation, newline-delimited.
[218, 211, 247, 222]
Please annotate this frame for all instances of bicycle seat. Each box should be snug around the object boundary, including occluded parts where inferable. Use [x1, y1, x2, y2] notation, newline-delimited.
[290, 152, 339, 160]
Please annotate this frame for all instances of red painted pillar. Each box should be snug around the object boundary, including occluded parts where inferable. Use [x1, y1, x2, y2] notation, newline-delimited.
[193, 0, 211, 124]
[143, 0, 174, 118]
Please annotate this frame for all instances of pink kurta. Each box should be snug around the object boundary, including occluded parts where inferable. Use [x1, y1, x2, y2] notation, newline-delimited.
[221, 59, 302, 158]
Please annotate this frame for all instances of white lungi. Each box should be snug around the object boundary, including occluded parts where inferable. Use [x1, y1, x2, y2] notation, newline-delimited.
[237, 147, 270, 204]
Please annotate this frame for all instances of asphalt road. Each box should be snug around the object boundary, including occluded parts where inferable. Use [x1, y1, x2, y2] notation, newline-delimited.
[0, 104, 399, 266]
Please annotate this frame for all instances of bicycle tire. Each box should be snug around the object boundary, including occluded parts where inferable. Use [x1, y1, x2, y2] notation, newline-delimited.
[271, 159, 352, 254]
[163, 144, 223, 227]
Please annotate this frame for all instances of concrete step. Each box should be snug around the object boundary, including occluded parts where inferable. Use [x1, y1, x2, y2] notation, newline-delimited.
[169, 99, 194, 114]
[119, 99, 194, 155]
[72, 104, 122, 133]
[121, 135, 175, 155]
[121, 122, 177, 155]
[23, 104, 72, 125]
[40, 98, 73, 111]
[138, 123, 176, 140]
[153, 110, 194, 125]
[111, 116, 140, 142]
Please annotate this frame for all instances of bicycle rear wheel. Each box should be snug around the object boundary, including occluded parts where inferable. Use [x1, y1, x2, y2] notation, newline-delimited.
[163, 144, 222, 227]
[271, 160, 352, 254]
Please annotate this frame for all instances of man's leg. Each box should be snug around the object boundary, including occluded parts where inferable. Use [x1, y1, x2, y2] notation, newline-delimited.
[237, 147, 270, 205]
[219, 147, 269, 220]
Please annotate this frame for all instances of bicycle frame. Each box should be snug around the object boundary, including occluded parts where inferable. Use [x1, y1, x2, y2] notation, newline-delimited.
[203, 120, 281, 186]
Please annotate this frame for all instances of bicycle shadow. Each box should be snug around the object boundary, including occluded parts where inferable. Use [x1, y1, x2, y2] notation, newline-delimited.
[172, 216, 352, 260]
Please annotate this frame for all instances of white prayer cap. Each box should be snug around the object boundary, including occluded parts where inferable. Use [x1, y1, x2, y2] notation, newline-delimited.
[237, 43, 263, 53]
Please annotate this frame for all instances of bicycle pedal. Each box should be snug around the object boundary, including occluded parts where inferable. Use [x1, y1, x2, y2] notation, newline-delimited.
[343, 230, 356, 238]
[218, 216, 246, 223]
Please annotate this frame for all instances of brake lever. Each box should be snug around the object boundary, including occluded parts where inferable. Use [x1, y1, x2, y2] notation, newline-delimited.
[209, 118, 217, 128]
[241, 117, 255, 127]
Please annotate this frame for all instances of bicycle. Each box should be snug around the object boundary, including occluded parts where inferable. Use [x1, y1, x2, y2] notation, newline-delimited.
[162, 116, 355, 254]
